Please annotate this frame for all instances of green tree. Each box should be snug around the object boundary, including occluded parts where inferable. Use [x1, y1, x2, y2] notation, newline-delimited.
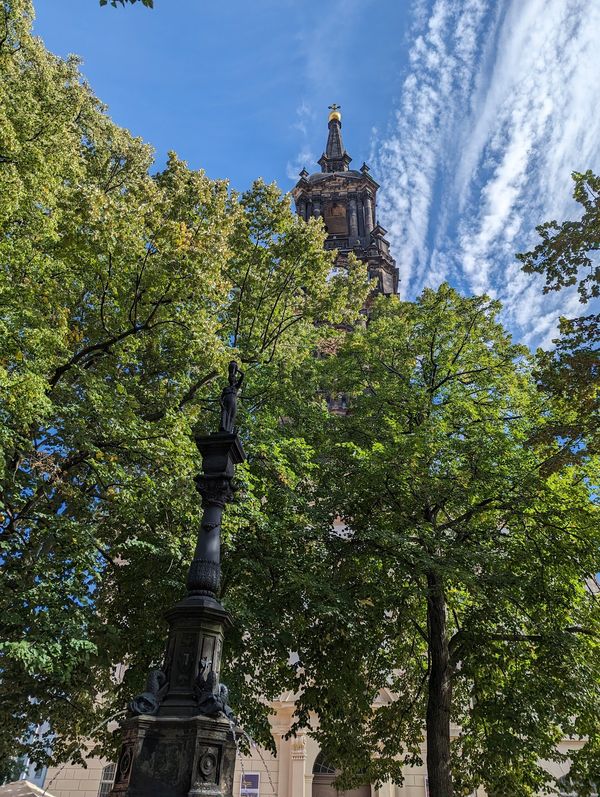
[0, 0, 367, 769]
[239, 287, 599, 797]
[518, 170, 599, 458]
[99, 0, 153, 8]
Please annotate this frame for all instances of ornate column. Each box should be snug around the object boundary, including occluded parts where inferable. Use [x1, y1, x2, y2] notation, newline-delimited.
[348, 196, 359, 240]
[297, 198, 307, 222]
[363, 193, 374, 234]
[289, 736, 307, 797]
[110, 364, 245, 797]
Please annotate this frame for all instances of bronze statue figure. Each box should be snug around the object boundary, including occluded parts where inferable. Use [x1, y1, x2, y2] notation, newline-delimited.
[129, 669, 168, 716]
[194, 659, 236, 722]
[219, 360, 244, 433]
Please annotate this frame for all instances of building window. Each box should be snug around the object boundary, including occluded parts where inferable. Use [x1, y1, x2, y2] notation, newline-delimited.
[557, 774, 598, 796]
[97, 763, 116, 797]
[241, 772, 260, 797]
[313, 752, 337, 775]
[324, 203, 348, 236]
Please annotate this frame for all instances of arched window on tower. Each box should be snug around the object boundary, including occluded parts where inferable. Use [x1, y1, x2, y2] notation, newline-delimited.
[324, 203, 348, 236]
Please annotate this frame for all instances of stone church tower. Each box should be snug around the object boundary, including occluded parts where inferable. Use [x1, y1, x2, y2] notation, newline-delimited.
[291, 104, 399, 297]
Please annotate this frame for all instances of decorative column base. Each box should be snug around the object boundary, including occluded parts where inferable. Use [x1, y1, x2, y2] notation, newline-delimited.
[158, 595, 231, 717]
[110, 714, 237, 797]
[108, 591, 237, 797]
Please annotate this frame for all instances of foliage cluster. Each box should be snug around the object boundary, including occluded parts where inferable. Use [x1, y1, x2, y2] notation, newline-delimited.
[99, 0, 153, 8]
[518, 170, 599, 460]
[0, 0, 366, 773]
[231, 287, 599, 797]
[0, 3, 599, 797]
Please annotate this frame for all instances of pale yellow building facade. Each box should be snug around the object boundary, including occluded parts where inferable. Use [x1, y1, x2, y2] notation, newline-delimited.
[38, 689, 584, 797]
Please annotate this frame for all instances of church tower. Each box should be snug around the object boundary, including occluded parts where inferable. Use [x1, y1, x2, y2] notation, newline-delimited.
[291, 104, 399, 296]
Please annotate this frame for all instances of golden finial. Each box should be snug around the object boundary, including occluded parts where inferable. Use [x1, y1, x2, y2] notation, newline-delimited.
[328, 103, 342, 123]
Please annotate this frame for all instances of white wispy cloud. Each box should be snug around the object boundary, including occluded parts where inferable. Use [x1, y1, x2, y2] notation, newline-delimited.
[375, 0, 600, 348]
[286, 146, 314, 181]
[374, 0, 491, 292]
[286, 101, 316, 180]
[291, 99, 315, 139]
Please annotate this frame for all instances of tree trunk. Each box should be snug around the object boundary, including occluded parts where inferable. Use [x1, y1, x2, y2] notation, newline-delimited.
[426, 570, 454, 797]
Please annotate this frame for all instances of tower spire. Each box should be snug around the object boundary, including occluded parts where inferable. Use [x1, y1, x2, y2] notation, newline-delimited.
[318, 103, 352, 173]
[292, 104, 399, 297]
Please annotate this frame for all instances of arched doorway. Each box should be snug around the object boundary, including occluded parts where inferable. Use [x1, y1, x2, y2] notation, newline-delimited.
[311, 753, 370, 797]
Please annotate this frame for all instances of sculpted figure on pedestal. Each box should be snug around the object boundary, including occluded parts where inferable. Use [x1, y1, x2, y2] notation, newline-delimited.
[129, 669, 168, 716]
[194, 659, 236, 722]
[219, 361, 244, 433]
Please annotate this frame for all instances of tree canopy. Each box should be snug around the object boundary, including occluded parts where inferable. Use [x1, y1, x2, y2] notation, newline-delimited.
[518, 170, 600, 458]
[1, 4, 599, 797]
[0, 0, 366, 772]
[229, 287, 600, 797]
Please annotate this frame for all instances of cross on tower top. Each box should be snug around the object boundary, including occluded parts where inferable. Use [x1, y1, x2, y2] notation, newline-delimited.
[328, 103, 342, 124]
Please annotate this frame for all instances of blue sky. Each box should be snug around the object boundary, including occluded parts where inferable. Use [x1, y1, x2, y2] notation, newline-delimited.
[33, 0, 600, 349]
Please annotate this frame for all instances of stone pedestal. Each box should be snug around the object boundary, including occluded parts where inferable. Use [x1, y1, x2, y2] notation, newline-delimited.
[159, 596, 231, 718]
[110, 715, 236, 797]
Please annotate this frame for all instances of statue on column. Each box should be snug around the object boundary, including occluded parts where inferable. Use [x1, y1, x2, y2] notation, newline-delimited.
[219, 361, 244, 433]
[110, 361, 246, 797]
